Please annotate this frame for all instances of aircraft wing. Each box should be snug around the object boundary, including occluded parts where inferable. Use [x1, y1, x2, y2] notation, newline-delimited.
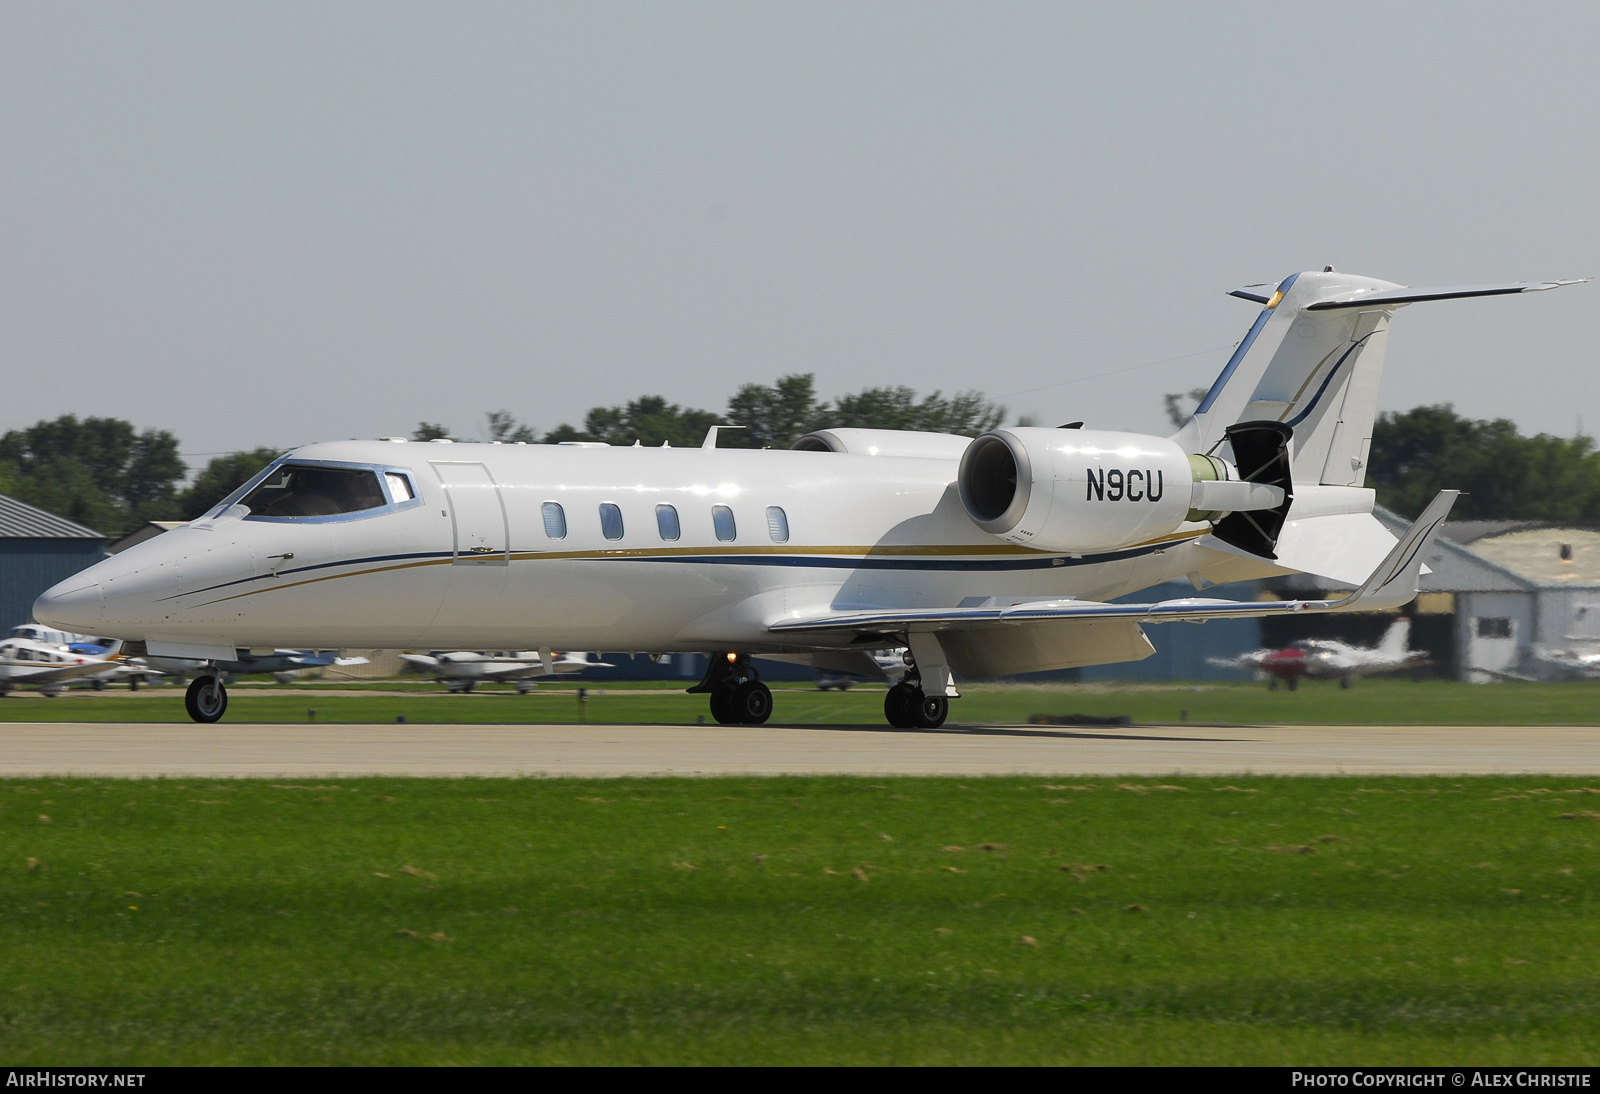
[773, 490, 1458, 638]
[475, 662, 553, 680]
[21, 659, 128, 685]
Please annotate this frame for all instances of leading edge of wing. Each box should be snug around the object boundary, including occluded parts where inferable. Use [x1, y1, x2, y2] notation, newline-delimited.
[771, 491, 1460, 636]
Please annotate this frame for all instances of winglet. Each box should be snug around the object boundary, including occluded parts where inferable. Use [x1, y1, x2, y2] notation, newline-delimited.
[1332, 490, 1459, 612]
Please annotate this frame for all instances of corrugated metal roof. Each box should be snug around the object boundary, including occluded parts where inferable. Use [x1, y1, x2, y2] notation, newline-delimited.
[1438, 520, 1542, 546]
[0, 493, 105, 539]
[1472, 528, 1600, 585]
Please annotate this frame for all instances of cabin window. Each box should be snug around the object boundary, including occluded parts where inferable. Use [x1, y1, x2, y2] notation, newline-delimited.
[600, 503, 625, 541]
[17, 649, 33, 662]
[385, 473, 415, 502]
[1476, 617, 1513, 639]
[712, 505, 737, 542]
[239, 464, 387, 518]
[766, 505, 789, 543]
[541, 501, 567, 539]
[656, 504, 681, 542]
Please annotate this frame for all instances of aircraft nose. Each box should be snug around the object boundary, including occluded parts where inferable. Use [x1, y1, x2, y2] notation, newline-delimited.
[33, 578, 104, 632]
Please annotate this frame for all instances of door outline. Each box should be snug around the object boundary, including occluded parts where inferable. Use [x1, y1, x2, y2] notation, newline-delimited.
[430, 461, 510, 566]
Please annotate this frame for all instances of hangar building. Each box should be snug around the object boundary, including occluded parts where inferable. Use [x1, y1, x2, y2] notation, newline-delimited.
[0, 493, 106, 633]
[1396, 518, 1600, 682]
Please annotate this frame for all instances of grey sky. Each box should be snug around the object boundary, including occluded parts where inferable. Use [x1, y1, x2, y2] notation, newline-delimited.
[2, 2, 1595, 463]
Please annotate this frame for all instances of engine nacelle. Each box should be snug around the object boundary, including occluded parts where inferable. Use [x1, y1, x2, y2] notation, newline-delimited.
[957, 426, 1287, 554]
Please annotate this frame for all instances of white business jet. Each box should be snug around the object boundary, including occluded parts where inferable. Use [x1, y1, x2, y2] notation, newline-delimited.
[33, 268, 1583, 725]
[399, 650, 614, 693]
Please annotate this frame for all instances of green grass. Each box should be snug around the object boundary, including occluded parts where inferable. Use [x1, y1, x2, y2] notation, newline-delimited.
[3, 677, 1599, 725]
[4, 775, 1600, 1063]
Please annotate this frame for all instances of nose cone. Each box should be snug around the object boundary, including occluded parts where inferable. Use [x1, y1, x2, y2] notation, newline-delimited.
[34, 577, 104, 633]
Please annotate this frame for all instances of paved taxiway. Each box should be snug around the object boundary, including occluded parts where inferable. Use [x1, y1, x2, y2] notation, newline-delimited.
[0, 721, 1597, 777]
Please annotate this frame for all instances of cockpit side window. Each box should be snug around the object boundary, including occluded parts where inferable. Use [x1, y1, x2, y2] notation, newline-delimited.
[239, 465, 388, 518]
[385, 473, 415, 502]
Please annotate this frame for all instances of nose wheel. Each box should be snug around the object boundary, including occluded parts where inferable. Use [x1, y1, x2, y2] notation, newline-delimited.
[185, 675, 229, 723]
[690, 654, 773, 725]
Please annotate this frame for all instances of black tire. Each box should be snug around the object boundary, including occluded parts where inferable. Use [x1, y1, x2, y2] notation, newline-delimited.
[1287, 676, 1300, 692]
[732, 680, 773, 725]
[92, 680, 107, 692]
[884, 683, 920, 728]
[1339, 675, 1352, 690]
[184, 676, 228, 724]
[1268, 677, 1278, 691]
[129, 677, 141, 692]
[913, 692, 948, 729]
[709, 688, 739, 725]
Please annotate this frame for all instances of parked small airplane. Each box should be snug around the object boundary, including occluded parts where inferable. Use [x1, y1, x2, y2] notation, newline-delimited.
[1493, 644, 1600, 682]
[1210, 618, 1427, 690]
[0, 635, 131, 697]
[5, 624, 156, 691]
[33, 268, 1582, 724]
[399, 650, 614, 693]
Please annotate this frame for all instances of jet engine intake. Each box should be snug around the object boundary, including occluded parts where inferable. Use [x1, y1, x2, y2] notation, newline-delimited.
[957, 427, 1194, 553]
[957, 426, 1287, 554]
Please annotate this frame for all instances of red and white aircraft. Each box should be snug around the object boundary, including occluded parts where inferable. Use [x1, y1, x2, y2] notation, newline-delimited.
[1211, 618, 1427, 690]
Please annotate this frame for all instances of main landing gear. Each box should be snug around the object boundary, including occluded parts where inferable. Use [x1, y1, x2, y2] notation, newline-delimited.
[688, 653, 772, 725]
[185, 674, 228, 723]
[882, 646, 950, 729]
[883, 680, 948, 729]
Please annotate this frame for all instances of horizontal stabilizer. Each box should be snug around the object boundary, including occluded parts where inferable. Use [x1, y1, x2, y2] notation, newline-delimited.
[1306, 279, 1587, 311]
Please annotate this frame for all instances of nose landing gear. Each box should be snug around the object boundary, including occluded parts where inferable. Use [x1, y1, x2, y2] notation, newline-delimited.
[689, 654, 773, 725]
[185, 674, 228, 723]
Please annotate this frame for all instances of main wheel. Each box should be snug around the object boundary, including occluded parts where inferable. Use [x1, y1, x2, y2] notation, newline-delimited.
[1287, 676, 1300, 692]
[128, 676, 141, 692]
[884, 682, 920, 728]
[709, 687, 739, 725]
[1339, 675, 1352, 690]
[913, 692, 948, 729]
[185, 676, 228, 724]
[732, 680, 773, 725]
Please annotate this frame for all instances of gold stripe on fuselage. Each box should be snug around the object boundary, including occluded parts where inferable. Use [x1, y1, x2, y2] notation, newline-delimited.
[188, 530, 1208, 608]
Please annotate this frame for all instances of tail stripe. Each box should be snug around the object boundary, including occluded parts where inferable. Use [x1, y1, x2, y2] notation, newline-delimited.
[1284, 331, 1380, 429]
[1194, 273, 1299, 415]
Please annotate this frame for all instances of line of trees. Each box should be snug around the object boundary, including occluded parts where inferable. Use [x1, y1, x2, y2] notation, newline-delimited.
[425, 374, 1010, 450]
[3, 390, 1596, 538]
[0, 376, 1005, 538]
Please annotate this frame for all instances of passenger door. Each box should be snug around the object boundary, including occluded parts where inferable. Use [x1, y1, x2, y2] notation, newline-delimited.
[428, 461, 510, 641]
[432, 462, 509, 565]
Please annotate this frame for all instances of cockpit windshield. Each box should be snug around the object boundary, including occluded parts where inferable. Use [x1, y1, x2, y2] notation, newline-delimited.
[238, 464, 388, 518]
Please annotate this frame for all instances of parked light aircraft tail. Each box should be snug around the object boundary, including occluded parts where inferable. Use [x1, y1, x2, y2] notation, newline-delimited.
[32, 267, 1581, 725]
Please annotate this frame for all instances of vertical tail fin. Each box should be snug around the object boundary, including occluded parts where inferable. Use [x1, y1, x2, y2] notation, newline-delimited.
[1172, 271, 1584, 489]
[1378, 618, 1411, 656]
